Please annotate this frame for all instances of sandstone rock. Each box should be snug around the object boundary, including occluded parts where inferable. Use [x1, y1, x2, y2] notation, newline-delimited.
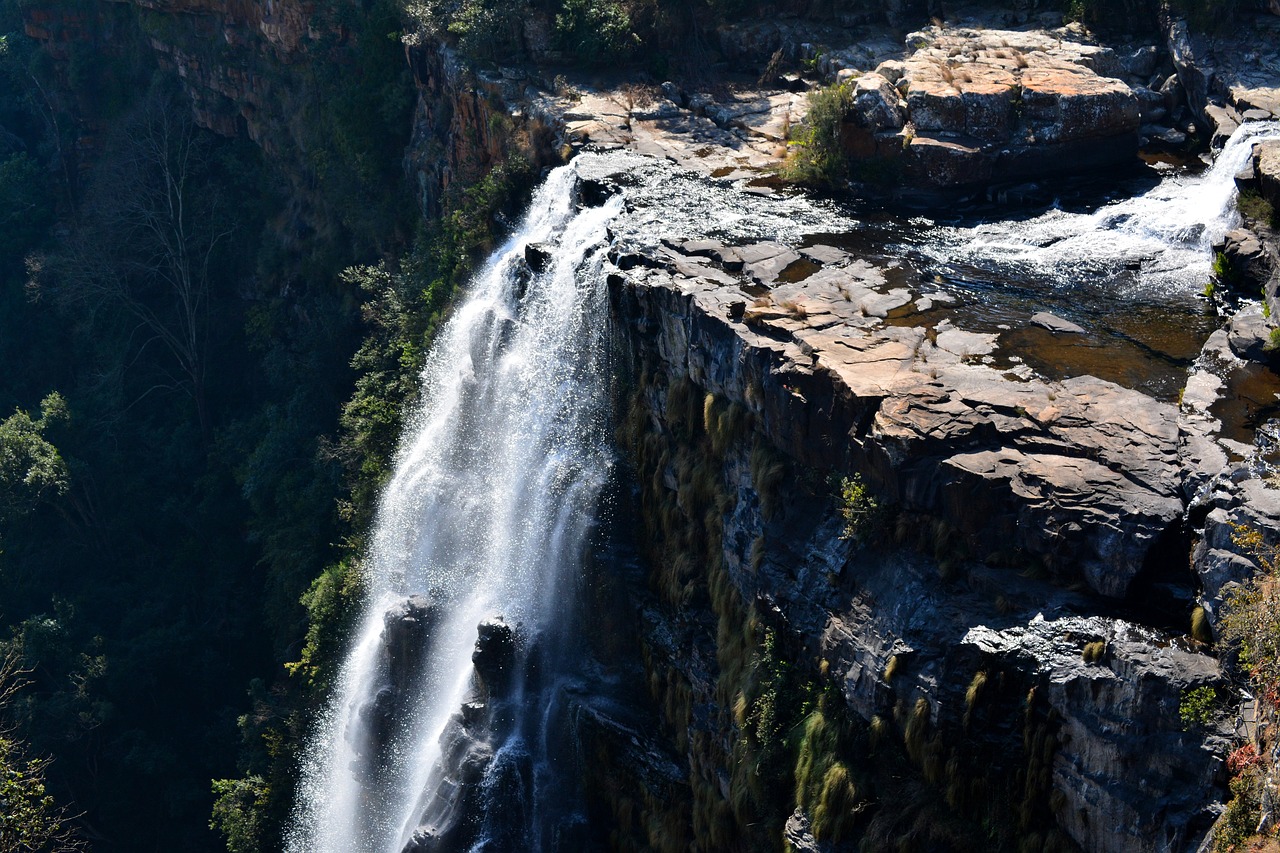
[1031, 311, 1086, 334]
[883, 28, 1142, 186]
[850, 73, 906, 133]
[1256, 139, 1280, 209]
[611, 235, 1183, 600]
[1203, 103, 1241, 149]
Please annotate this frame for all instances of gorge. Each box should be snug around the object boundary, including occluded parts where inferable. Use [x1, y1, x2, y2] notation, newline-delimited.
[2, 1, 1280, 852]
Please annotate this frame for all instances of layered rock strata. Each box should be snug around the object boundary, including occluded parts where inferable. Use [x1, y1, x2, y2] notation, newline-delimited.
[592, 156, 1229, 852]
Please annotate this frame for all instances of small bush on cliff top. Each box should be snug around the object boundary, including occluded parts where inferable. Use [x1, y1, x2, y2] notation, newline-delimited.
[785, 82, 853, 188]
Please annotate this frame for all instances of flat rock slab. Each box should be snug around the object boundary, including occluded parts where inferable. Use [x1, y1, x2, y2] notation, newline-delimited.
[882, 27, 1140, 185]
[1031, 311, 1086, 334]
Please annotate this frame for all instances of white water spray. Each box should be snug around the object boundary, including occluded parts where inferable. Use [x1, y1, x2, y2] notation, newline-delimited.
[919, 120, 1280, 293]
[287, 158, 622, 853]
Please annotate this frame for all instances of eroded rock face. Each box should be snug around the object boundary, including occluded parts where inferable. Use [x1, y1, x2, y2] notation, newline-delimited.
[1257, 139, 1280, 209]
[882, 27, 1141, 185]
[601, 157, 1226, 852]
[610, 235, 1182, 600]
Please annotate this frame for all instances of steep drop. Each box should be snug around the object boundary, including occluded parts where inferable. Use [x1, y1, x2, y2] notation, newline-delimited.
[287, 160, 622, 853]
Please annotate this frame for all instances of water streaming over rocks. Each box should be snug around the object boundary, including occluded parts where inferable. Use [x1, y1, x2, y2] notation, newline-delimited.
[911, 120, 1280, 296]
[287, 159, 624, 853]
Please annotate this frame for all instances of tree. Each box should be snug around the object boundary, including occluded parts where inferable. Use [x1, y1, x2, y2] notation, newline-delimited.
[0, 393, 68, 527]
[0, 652, 84, 853]
[32, 86, 234, 442]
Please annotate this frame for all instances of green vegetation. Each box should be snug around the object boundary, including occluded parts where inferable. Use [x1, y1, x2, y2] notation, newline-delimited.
[1211, 251, 1237, 288]
[554, 0, 639, 64]
[1214, 767, 1265, 853]
[209, 776, 268, 853]
[1238, 188, 1280, 230]
[837, 473, 883, 543]
[1221, 525, 1280, 703]
[784, 82, 853, 188]
[0, 653, 84, 853]
[1081, 641, 1106, 664]
[1178, 686, 1218, 730]
[0, 1, 442, 849]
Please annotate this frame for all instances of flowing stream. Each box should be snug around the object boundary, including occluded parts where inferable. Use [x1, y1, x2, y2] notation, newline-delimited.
[287, 122, 1280, 852]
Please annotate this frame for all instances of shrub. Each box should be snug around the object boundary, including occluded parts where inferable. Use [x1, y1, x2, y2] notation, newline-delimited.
[1178, 686, 1218, 730]
[1191, 605, 1212, 644]
[1081, 641, 1106, 664]
[554, 0, 639, 65]
[1220, 524, 1280, 703]
[1238, 188, 1279, 229]
[785, 83, 853, 188]
[1214, 768, 1263, 853]
[837, 474, 883, 543]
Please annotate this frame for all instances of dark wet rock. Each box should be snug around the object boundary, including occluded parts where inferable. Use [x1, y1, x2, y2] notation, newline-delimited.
[1144, 124, 1188, 149]
[1166, 19, 1213, 124]
[1135, 85, 1169, 123]
[524, 242, 553, 273]
[576, 176, 620, 208]
[1030, 311, 1086, 334]
[965, 615, 1225, 851]
[384, 595, 437, 695]
[473, 618, 516, 697]
[1215, 227, 1274, 298]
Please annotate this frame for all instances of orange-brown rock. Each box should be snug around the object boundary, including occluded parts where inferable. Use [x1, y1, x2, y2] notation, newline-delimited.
[879, 27, 1140, 186]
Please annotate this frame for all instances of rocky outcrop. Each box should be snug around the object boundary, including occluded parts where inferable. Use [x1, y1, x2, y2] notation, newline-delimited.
[1257, 139, 1280, 210]
[1164, 11, 1280, 143]
[594, 154, 1227, 852]
[609, 230, 1183, 600]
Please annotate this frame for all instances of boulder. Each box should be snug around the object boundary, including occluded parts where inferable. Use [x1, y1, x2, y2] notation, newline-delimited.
[1031, 311, 1086, 334]
[1214, 228, 1273, 297]
[473, 618, 516, 697]
[384, 595, 436, 694]
[524, 242, 553, 273]
[886, 28, 1141, 187]
[1255, 139, 1280, 209]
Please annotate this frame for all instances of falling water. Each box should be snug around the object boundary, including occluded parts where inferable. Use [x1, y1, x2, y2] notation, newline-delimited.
[287, 158, 623, 853]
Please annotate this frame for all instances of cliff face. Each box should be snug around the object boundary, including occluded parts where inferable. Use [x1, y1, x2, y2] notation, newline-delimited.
[592, 157, 1226, 850]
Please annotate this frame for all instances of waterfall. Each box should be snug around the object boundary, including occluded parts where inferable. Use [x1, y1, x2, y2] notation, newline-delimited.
[915, 120, 1280, 294]
[287, 158, 623, 853]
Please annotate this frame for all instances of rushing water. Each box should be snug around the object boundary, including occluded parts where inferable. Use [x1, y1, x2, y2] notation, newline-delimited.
[287, 161, 622, 853]
[288, 123, 1280, 851]
[911, 120, 1280, 296]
